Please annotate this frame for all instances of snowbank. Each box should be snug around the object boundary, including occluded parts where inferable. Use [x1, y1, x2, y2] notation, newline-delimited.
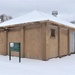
[0, 55, 75, 75]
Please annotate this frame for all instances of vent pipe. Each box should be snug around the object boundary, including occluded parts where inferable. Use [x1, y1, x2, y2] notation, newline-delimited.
[52, 11, 58, 17]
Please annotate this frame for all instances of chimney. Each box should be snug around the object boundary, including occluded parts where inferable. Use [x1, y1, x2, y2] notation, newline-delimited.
[52, 11, 58, 17]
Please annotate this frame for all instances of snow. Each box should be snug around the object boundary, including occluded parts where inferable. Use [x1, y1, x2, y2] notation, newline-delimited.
[0, 55, 75, 75]
[0, 10, 75, 29]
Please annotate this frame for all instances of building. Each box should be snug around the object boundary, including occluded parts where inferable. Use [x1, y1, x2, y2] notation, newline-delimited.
[0, 10, 75, 60]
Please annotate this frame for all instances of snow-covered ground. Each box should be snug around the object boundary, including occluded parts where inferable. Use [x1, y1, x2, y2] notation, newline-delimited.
[0, 55, 75, 75]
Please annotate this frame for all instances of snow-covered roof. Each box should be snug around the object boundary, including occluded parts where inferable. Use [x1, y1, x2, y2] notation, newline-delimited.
[0, 10, 75, 28]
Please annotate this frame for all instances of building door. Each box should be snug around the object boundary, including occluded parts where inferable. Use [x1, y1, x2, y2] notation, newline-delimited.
[70, 31, 75, 53]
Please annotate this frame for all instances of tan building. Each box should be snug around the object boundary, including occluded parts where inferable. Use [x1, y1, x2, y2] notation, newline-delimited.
[0, 10, 75, 60]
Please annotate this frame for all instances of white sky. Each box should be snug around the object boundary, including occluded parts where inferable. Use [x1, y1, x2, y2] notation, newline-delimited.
[0, 0, 75, 21]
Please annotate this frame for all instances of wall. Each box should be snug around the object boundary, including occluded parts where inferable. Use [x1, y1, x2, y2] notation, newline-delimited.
[0, 31, 6, 55]
[4, 22, 46, 60]
[25, 23, 45, 60]
[46, 23, 58, 60]
[59, 27, 68, 56]
[8, 30, 21, 57]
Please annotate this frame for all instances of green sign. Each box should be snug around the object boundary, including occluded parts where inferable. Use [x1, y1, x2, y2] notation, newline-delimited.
[9, 42, 21, 62]
[10, 43, 20, 52]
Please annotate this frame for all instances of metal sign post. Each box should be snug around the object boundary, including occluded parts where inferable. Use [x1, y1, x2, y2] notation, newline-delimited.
[19, 44, 21, 62]
[9, 42, 21, 62]
[9, 45, 11, 60]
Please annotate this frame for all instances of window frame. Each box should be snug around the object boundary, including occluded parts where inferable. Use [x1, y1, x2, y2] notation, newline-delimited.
[50, 29, 56, 38]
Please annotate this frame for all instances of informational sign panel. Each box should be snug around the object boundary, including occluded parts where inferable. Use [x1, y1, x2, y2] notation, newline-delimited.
[9, 42, 21, 62]
[10, 43, 20, 52]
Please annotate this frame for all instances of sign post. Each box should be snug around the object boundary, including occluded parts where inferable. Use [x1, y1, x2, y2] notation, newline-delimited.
[9, 42, 21, 62]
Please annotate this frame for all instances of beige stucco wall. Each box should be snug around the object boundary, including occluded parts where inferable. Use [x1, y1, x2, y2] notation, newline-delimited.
[25, 24, 44, 60]
[59, 27, 68, 56]
[46, 24, 58, 60]
[0, 31, 6, 55]
[7, 23, 46, 60]
[8, 30, 21, 57]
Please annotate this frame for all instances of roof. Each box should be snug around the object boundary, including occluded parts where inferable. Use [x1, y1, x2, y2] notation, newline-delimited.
[0, 10, 75, 28]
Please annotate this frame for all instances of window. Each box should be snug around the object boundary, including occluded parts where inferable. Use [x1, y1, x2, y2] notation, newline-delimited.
[50, 29, 55, 37]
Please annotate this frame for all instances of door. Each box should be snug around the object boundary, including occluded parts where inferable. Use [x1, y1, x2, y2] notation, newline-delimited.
[70, 31, 75, 53]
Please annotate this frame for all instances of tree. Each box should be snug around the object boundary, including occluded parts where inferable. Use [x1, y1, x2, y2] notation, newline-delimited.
[0, 14, 13, 23]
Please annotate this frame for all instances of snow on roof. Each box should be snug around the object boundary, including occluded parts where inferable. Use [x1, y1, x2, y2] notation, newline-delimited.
[0, 10, 75, 28]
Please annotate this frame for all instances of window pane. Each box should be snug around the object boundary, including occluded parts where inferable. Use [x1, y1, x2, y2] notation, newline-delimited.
[51, 29, 55, 37]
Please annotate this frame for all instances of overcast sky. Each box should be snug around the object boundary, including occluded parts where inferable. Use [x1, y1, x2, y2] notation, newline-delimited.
[0, 0, 75, 21]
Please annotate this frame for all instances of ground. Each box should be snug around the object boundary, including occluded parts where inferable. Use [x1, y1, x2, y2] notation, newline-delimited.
[0, 55, 75, 75]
